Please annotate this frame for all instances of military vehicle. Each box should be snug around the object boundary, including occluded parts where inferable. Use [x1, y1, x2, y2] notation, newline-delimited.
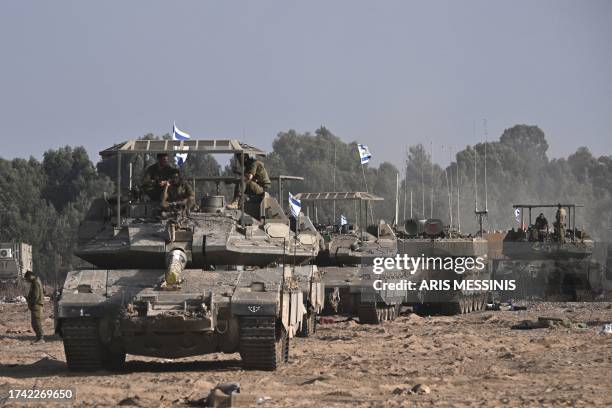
[492, 204, 602, 301]
[0, 242, 32, 281]
[55, 139, 322, 371]
[397, 218, 490, 314]
[294, 192, 402, 324]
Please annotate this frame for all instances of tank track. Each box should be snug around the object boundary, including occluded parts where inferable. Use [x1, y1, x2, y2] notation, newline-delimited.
[440, 292, 488, 315]
[62, 318, 125, 371]
[62, 318, 105, 371]
[357, 302, 400, 324]
[239, 317, 288, 370]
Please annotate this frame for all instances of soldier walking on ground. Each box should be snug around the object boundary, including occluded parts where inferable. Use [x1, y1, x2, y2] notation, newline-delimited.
[227, 153, 271, 209]
[24, 271, 44, 343]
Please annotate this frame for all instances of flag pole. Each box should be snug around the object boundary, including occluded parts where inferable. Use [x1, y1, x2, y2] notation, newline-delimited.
[332, 142, 336, 223]
[360, 163, 374, 224]
[293, 214, 298, 272]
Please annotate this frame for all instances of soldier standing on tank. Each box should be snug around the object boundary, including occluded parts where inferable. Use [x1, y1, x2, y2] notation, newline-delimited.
[141, 153, 177, 201]
[24, 271, 44, 343]
[555, 204, 567, 243]
[161, 169, 196, 210]
[227, 153, 271, 209]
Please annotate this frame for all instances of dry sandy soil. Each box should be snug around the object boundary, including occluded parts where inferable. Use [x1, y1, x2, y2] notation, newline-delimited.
[1, 301, 611, 407]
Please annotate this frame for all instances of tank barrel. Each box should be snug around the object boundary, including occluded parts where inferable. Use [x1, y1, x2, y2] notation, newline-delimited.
[165, 249, 187, 285]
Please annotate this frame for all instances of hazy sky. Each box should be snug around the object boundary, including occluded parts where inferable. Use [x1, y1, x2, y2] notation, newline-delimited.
[0, 1, 610, 168]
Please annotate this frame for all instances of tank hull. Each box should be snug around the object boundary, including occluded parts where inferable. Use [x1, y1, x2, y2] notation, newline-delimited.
[397, 237, 490, 314]
[56, 267, 320, 369]
[495, 238, 603, 301]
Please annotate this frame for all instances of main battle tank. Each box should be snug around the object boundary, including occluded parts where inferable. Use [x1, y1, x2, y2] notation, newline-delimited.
[55, 139, 323, 371]
[397, 218, 490, 314]
[492, 203, 599, 301]
[295, 192, 402, 324]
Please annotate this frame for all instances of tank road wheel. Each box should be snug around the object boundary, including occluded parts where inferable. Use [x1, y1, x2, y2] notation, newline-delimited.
[475, 293, 484, 311]
[297, 312, 317, 338]
[460, 296, 468, 314]
[358, 302, 381, 324]
[388, 305, 396, 321]
[386, 304, 400, 321]
[240, 317, 288, 370]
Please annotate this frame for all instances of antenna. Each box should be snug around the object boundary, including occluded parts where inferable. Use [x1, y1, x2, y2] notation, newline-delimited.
[403, 148, 408, 220]
[402, 164, 407, 221]
[474, 146, 478, 212]
[332, 142, 336, 222]
[430, 141, 434, 218]
[449, 147, 453, 228]
[483, 119, 488, 212]
[456, 150, 461, 232]
[421, 158, 425, 219]
[395, 172, 400, 226]
[410, 189, 413, 219]
[443, 146, 452, 229]
[473, 120, 488, 237]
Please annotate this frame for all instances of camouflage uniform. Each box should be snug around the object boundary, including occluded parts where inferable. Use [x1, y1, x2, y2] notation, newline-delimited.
[166, 181, 194, 203]
[234, 159, 271, 198]
[26, 276, 44, 340]
[141, 163, 176, 200]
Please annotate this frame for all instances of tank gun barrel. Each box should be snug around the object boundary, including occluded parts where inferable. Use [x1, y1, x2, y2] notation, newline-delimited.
[165, 249, 187, 285]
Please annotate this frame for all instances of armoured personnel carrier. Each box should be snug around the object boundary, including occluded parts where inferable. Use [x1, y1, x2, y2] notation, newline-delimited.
[295, 192, 402, 324]
[492, 204, 601, 301]
[55, 139, 322, 371]
[397, 218, 490, 314]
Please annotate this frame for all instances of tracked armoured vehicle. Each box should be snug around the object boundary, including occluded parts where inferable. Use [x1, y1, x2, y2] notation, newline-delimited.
[295, 192, 402, 324]
[397, 218, 490, 315]
[55, 139, 322, 371]
[492, 204, 604, 301]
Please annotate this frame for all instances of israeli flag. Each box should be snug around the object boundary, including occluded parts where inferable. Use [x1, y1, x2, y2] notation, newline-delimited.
[514, 208, 521, 223]
[340, 214, 347, 226]
[288, 192, 301, 219]
[357, 143, 372, 164]
[173, 122, 190, 167]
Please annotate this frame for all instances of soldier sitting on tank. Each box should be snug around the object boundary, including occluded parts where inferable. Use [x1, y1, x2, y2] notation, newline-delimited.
[535, 212, 549, 241]
[141, 153, 177, 201]
[227, 153, 271, 209]
[161, 169, 195, 210]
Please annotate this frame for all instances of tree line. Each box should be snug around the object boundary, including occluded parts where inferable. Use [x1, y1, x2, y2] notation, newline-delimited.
[1, 124, 610, 284]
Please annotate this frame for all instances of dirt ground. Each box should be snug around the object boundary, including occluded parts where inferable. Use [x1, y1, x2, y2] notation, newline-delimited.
[1, 301, 611, 407]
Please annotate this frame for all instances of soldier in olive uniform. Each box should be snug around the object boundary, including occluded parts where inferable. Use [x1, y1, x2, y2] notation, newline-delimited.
[535, 212, 549, 241]
[161, 169, 195, 210]
[24, 271, 44, 343]
[141, 153, 177, 201]
[555, 204, 567, 243]
[227, 154, 271, 209]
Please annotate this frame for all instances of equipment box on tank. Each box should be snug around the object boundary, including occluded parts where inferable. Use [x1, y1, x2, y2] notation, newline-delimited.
[0, 243, 32, 280]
